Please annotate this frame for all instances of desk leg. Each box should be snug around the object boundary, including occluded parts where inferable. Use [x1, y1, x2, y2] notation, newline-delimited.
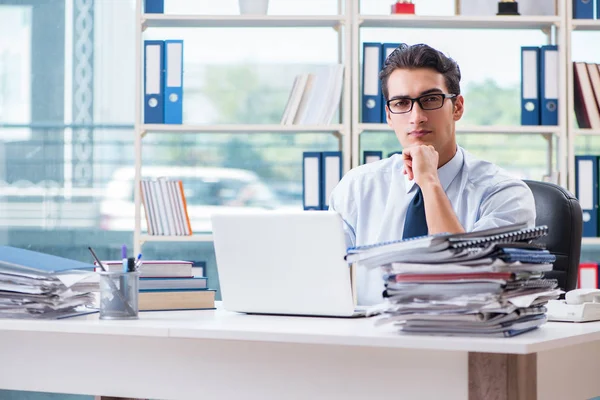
[468, 352, 537, 400]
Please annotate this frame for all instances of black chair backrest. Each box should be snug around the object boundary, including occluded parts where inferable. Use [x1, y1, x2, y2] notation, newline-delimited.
[523, 180, 582, 291]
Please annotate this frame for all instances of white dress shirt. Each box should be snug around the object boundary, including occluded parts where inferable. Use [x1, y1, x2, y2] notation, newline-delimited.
[329, 146, 536, 305]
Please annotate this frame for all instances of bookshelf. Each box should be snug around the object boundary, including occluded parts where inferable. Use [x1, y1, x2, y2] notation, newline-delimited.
[139, 234, 214, 244]
[133, 0, 592, 252]
[357, 124, 562, 135]
[350, 0, 568, 186]
[566, 1, 600, 200]
[141, 124, 345, 134]
[142, 14, 346, 28]
[358, 14, 561, 30]
[133, 0, 353, 253]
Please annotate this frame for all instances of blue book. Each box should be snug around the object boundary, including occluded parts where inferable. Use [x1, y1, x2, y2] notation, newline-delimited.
[521, 46, 541, 126]
[302, 151, 323, 210]
[362, 42, 383, 123]
[575, 155, 599, 237]
[145, 0, 164, 13]
[139, 276, 208, 291]
[144, 40, 165, 124]
[320, 151, 342, 211]
[380, 43, 401, 123]
[0, 246, 95, 274]
[163, 40, 184, 124]
[540, 45, 559, 126]
[363, 150, 383, 164]
[573, 0, 594, 19]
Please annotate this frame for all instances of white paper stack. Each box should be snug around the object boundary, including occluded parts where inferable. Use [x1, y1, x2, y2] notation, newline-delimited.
[0, 246, 98, 319]
[347, 223, 562, 337]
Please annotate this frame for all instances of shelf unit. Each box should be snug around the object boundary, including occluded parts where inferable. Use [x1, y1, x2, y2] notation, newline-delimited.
[141, 124, 345, 135]
[133, 1, 590, 251]
[358, 14, 561, 30]
[356, 124, 562, 135]
[350, 1, 568, 186]
[566, 3, 600, 198]
[142, 14, 346, 29]
[139, 234, 213, 244]
[133, 0, 353, 253]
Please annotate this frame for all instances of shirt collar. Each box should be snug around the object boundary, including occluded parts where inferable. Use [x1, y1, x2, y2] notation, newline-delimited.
[403, 146, 464, 194]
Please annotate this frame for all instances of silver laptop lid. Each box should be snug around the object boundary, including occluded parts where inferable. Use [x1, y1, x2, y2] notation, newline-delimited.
[212, 210, 355, 316]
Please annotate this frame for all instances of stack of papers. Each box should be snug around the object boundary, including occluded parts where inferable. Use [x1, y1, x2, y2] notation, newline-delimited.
[0, 246, 98, 319]
[347, 223, 562, 337]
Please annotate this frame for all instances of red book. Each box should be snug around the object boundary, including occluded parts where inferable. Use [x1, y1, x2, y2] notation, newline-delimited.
[578, 263, 599, 289]
[394, 272, 513, 282]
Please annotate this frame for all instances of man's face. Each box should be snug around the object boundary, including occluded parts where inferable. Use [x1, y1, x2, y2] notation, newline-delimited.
[385, 68, 464, 157]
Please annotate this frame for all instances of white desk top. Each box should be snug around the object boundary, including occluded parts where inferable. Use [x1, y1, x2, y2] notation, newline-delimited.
[1, 303, 600, 354]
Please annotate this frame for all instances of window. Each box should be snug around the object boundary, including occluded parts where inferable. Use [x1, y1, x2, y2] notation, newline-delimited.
[1, 0, 598, 299]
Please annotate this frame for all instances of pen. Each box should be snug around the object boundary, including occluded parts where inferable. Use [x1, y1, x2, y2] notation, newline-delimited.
[88, 246, 108, 272]
[122, 245, 128, 273]
[127, 257, 136, 272]
[135, 253, 143, 271]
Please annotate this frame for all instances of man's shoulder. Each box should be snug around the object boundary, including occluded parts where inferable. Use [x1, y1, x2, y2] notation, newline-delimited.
[461, 148, 527, 188]
[341, 155, 399, 183]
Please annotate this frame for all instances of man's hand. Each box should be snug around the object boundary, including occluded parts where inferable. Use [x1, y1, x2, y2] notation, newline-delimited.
[402, 145, 440, 187]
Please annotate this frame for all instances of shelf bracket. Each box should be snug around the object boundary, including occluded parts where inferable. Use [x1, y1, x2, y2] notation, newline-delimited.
[141, 19, 148, 32]
[541, 27, 552, 39]
[141, 128, 148, 139]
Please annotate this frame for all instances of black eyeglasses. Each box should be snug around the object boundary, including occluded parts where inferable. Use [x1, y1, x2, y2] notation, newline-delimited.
[386, 93, 457, 114]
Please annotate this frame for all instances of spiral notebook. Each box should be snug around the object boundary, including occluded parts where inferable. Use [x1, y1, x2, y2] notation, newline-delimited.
[448, 225, 549, 249]
[347, 223, 546, 253]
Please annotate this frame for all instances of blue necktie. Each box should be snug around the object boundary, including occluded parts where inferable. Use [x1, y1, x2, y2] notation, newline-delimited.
[403, 186, 428, 239]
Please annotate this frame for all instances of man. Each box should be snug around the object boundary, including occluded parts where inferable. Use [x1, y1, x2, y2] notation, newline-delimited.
[329, 43, 536, 305]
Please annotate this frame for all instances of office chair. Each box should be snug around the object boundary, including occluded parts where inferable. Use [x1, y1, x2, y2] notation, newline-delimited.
[524, 180, 582, 292]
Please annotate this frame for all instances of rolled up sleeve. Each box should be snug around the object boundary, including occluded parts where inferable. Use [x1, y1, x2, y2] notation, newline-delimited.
[473, 179, 536, 231]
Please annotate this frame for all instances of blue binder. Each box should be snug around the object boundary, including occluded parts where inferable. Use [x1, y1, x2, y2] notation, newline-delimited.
[540, 45, 559, 126]
[575, 155, 599, 237]
[302, 152, 323, 210]
[163, 40, 184, 124]
[0, 246, 95, 273]
[521, 46, 540, 126]
[381, 43, 401, 123]
[573, 0, 593, 19]
[363, 150, 383, 164]
[145, 0, 164, 13]
[320, 151, 342, 211]
[144, 40, 165, 124]
[362, 42, 383, 123]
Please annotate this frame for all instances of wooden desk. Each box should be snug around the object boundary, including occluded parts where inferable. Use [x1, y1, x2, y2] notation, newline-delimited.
[1, 305, 599, 400]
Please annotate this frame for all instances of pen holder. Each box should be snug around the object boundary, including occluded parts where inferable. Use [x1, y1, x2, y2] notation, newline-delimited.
[98, 271, 140, 320]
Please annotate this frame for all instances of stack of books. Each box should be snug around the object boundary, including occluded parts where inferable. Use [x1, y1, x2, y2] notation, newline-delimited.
[0, 246, 97, 319]
[99, 260, 215, 311]
[140, 178, 192, 236]
[280, 65, 344, 125]
[346, 223, 562, 337]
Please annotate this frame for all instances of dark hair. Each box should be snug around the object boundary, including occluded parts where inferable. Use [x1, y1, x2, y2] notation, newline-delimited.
[379, 43, 461, 101]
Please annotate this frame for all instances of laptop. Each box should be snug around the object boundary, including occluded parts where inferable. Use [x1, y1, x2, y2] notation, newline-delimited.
[211, 210, 367, 317]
